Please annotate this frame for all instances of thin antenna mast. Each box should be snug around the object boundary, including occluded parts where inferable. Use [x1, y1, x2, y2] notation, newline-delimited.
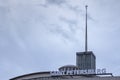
[85, 5, 88, 52]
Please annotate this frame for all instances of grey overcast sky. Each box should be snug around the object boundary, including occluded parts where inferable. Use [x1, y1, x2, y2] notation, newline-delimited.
[1, 0, 120, 80]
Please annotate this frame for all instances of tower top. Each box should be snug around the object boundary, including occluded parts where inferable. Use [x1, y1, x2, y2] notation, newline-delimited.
[85, 5, 88, 8]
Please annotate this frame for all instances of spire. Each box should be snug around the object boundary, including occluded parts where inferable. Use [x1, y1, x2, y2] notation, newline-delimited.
[85, 5, 88, 53]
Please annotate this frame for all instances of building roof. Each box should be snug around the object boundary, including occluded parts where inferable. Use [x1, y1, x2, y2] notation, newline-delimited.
[10, 71, 50, 80]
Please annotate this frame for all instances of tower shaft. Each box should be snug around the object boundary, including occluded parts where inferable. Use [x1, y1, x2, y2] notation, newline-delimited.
[85, 5, 88, 52]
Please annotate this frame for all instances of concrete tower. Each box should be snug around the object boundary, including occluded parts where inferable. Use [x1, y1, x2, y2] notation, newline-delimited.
[76, 51, 96, 70]
[76, 5, 96, 71]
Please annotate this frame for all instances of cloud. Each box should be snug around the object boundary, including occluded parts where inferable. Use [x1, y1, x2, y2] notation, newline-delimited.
[46, 0, 66, 5]
[0, 0, 103, 79]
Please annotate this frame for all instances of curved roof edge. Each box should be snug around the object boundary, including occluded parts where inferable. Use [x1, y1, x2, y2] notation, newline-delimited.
[59, 65, 78, 70]
[10, 71, 50, 80]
